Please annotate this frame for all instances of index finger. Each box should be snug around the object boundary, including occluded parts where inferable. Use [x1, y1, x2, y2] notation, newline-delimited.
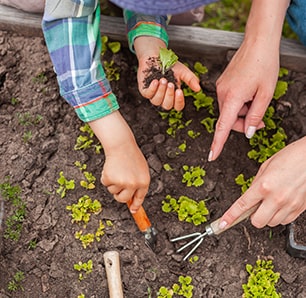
[209, 99, 244, 161]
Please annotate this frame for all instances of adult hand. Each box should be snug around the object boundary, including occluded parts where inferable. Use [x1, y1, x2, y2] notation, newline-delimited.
[208, 0, 290, 161]
[134, 36, 201, 111]
[89, 111, 150, 213]
[219, 137, 306, 229]
[208, 38, 279, 161]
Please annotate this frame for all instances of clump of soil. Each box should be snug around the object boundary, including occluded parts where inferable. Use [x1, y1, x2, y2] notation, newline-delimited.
[142, 56, 178, 89]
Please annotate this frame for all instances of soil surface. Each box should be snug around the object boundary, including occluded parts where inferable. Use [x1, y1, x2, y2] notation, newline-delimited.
[0, 29, 306, 298]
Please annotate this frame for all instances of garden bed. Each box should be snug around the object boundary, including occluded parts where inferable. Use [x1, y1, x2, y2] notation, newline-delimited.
[0, 14, 306, 298]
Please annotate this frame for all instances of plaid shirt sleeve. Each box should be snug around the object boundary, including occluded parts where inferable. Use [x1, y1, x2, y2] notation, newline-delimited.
[124, 10, 169, 53]
[42, 1, 169, 122]
[42, 1, 119, 122]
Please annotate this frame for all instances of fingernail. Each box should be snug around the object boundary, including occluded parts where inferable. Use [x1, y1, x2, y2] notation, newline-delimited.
[219, 220, 227, 230]
[246, 126, 256, 139]
[208, 150, 213, 162]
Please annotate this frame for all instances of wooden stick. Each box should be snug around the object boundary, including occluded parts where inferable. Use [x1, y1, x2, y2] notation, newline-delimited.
[103, 251, 124, 298]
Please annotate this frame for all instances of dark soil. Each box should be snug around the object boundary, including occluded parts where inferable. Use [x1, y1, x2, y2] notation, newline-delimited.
[293, 215, 306, 246]
[0, 29, 306, 298]
[142, 57, 178, 89]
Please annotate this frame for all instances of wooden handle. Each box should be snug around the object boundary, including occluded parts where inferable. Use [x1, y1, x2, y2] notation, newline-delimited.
[126, 201, 152, 232]
[209, 203, 260, 235]
[103, 251, 124, 298]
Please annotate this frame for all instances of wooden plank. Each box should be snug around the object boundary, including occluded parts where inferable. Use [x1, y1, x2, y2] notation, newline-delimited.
[0, 4, 305, 72]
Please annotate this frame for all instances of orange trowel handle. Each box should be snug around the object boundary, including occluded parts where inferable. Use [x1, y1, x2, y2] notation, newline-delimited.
[127, 200, 152, 232]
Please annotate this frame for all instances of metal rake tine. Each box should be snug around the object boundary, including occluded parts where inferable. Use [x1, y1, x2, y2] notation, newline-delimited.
[170, 232, 202, 242]
[175, 232, 207, 253]
[182, 237, 204, 261]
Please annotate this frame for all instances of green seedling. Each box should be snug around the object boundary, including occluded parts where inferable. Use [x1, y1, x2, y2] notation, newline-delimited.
[66, 195, 102, 225]
[187, 129, 200, 139]
[178, 141, 187, 153]
[235, 174, 254, 194]
[200, 117, 217, 133]
[242, 259, 281, 297]
[11, 97, 19, 105]
[189, 255, 199, 264]
[157, 275, 194, 298]
[159, 109, 192, 137]
[28, 238, 38, 250]
[159, 48, 178, 75]
[193, 61, 208, 75]
[56, 171, 75, 198]
[74, 123, 102, 153]
[163, 163, 173, 171]
[162, 195, 209, 226]
[17, 112, 42, 126]
[182, 165, 206, 187]
[74, 259, 93, 281]
[0, 177, 26, 241]
[75, 220, 105, 248]
[22, 131, 32, 143]
[78, 294, 85, 298]
[103, 60, 120, 81]
[7, 271, 25, 292]
[101, 35, 121, 55]
[273, 67, 289, 100]
[247, 106, 287, 163]
[75, 161, 96, 190]
[32, 72, 48, 84]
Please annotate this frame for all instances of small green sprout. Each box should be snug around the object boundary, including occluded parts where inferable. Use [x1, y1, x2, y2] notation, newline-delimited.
[235, 174, 254, 194]
[75, 231, 95, 249]
[56, 171, 75, 198]
[66, 195, 102, 225]
[159, 48, 178, 75]
[189, 255, 199, 264]
[78, 294, 85, 298]
[187, 129, 200, 139]
[182, 165, 206, 187]
[200, 117, 217, 133]
[273, 67, 289, 100]
[0, 177, 26, 241]
[7, 271, 25, 292]
[194, 61, 208, 75]
[74, 123, 102, 153]
[103, 60, 120, 81]
[28, 238, 38, 250]
[178, 141, 187, 153]
[74, 259, 93, 281]
[159, 109, 191, 137]
[162, 195, 209, 225]
[242, 259, 281, 297]
[163, 163, 173, 171]
[157, 275, 194, 298]
[75, 161, 96, 190]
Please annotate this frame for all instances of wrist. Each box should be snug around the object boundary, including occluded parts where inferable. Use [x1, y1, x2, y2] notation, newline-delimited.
[88, 111, 136, 153]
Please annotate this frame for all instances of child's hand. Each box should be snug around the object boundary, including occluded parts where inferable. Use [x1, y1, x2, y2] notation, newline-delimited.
[134, 37, 201, 111]
[89, 111, 150, 213]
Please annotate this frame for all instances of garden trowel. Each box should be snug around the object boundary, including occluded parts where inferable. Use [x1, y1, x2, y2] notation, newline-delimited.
[127, 200, 157, 251]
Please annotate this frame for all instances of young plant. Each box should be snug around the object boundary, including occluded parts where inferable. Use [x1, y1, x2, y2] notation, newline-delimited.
[273, 67, 289, 100]
[182, 165, 206, 187]
[200, 117, 217, 133]
[159, 48, 178, 75]
[74, 259, 93, 281]
[159, 109, 192, 137]
[187, 129, 201, 139]
[56, 171, 75, 198]
[242, 259, 281, 297]
[66, 195, 102, 225]
[75, 161, 96, 190]
[7, 271, 25, 292]
[235, 174, 254, 194]
[75, 220, 105, 248]
[74, 123, 102, 153]
[157, 275, 194, 298]
[0, 177, 26, 241]
[162, 195, 209, 226]
[193, 61, 208, 76]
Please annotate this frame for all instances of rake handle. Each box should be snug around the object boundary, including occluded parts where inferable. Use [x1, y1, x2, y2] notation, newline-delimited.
[209, 203, 260, 235]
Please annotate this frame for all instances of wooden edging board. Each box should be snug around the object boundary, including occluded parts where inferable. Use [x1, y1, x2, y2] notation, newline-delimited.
[0, 4, 305, 72]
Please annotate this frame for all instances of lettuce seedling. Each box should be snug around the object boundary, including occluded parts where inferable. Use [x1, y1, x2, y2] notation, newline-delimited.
[235, 174, 254, 194]
[159, 48, 178, 75]
[56, 171, 75, 198]
[182, 165, 206, 187]
[157, 275, 194, 298]
[200, 117, 217, 133]
[74, 259, 93, 281]
[194, 61, 208, 75]
[242, 259, 281, 297]
[162, 195, 209, 226]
